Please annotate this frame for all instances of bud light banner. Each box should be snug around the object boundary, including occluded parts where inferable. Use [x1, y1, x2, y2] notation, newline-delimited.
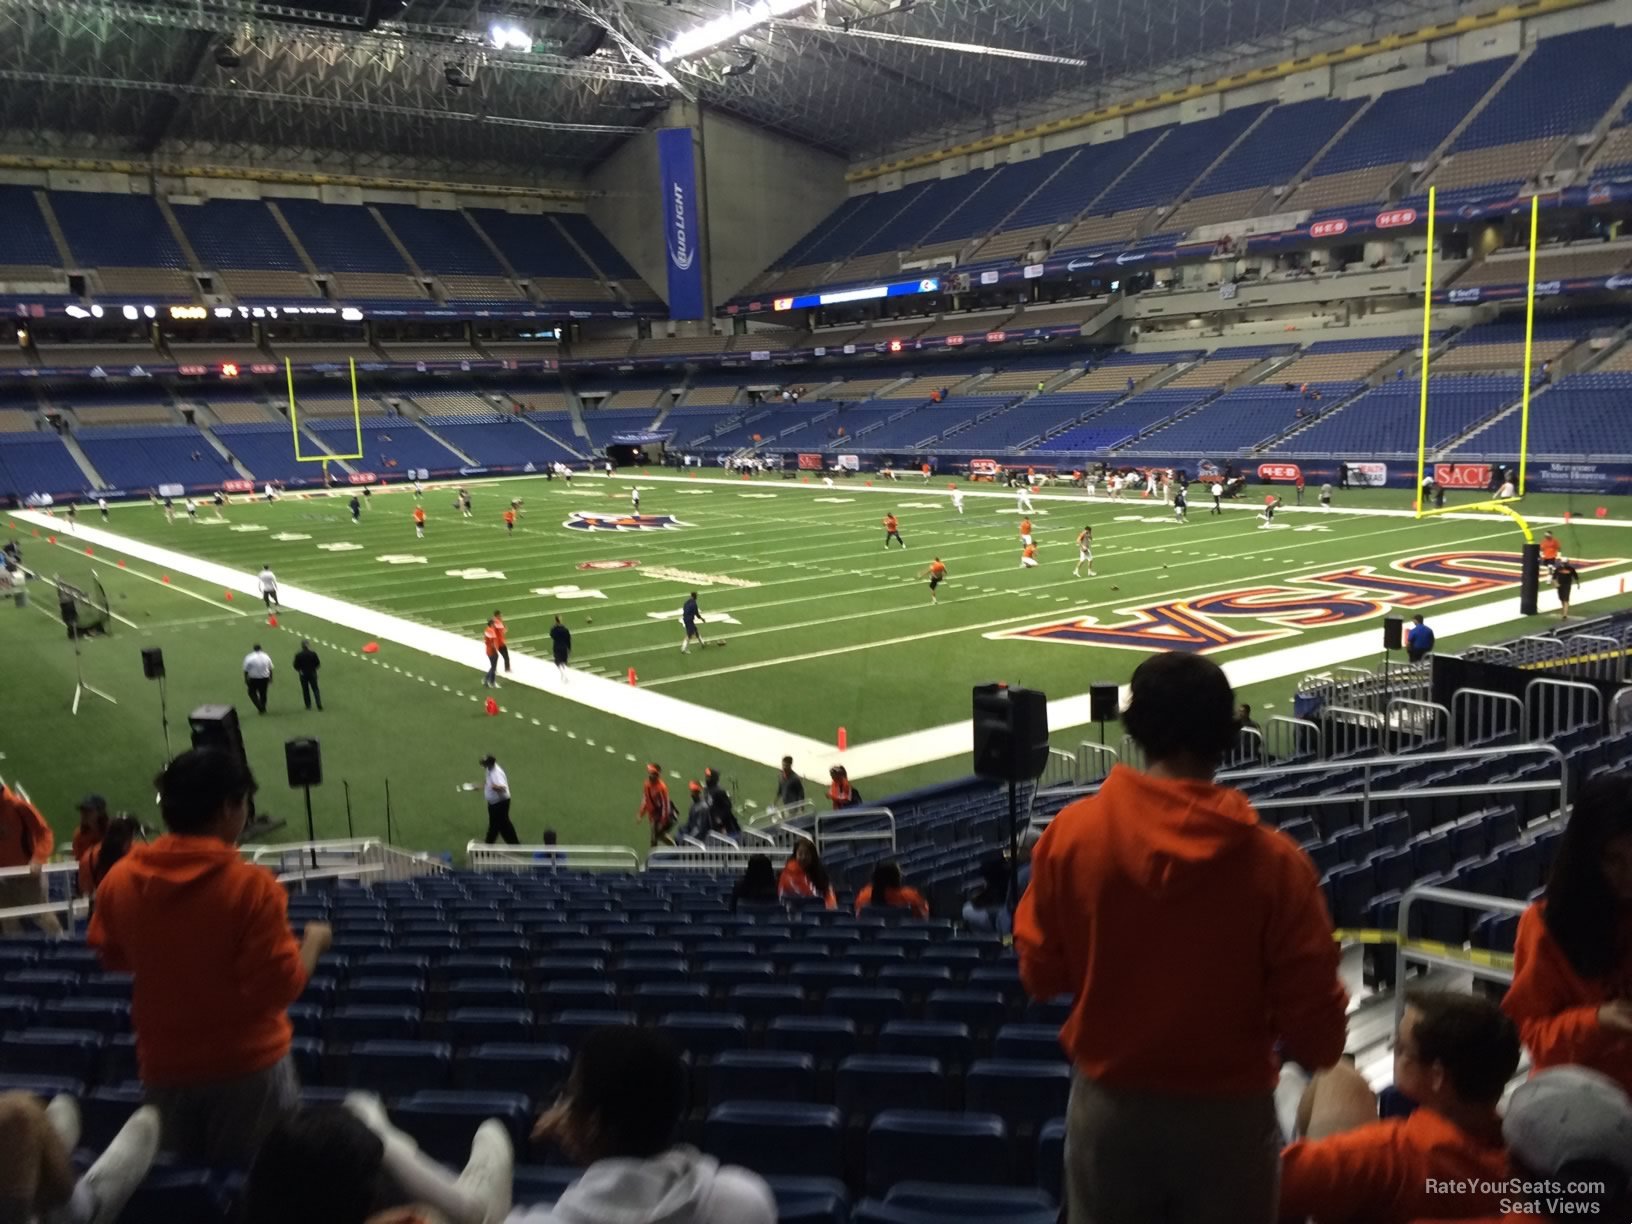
[657, 127, 705, 320]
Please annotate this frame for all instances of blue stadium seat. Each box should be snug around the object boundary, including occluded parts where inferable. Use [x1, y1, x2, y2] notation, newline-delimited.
[836, 1055, 945, 1121]
[455, 1043, 570, 1097]
[392, 1091, 532, 1165]
[866, 1110, 1010, 1195]
[657, 1012, 749, 1058]
[445, 1009, 535, 1044]
[766, 1176, 851, 1224]
[347, 1040, 453, 1094]
[993, 1025, 1066, 1063]
[0, 995, 38, 1035]
[629, 982, 711, 1019]
[825, 987, 907, 1028]
[548, 1010, 637, 1048]
[705, 1101, 844, 1178]
[1022, 997, 1072, 1028]
[2, 970, 80, 1000]
[0, 1029, 103, 1082]
[728, 983, 807, 1021]
[1037, 1117, 1066, 1204]
[767, 1016, 859, 1063]
[878, 1021, 974, 1070]
[446, 980, 527, 1010]
[79, 973, 134, 1001]
[793, 963, 865, 996]
[533, 981, 618, 1012]
[707, 1050, 817, 1106]
[887, 1182, 1058, 1218]
[327, 1006, 420, 1043]
[344, 977, 427, 1009]
[966, 1060, 1072, 1138]
[925, 990, 1007, 1033]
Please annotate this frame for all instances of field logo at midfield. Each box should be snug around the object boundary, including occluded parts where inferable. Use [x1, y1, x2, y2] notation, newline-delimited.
[564, 512, 690, 532]
[988, 552, 1618, 655]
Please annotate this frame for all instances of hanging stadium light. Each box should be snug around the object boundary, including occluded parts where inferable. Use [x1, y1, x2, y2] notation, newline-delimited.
[488, 21, 534, 53]
[658, 0, 815, 63]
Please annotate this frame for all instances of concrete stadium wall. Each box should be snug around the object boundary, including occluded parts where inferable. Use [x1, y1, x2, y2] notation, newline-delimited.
[699, 107, 847, 301]
[587, 128, 669, 306]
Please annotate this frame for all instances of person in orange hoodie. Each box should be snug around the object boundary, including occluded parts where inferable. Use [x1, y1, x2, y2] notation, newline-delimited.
[854, 861, 929, 919]
[89, 748, 332, 1165]
[491, 609, 511, 674]
[1014, 651, 1347, 1224]
[0, 781, 61, 935]
[72, 793, 110, 897]
[1280, 991, 1516, 1223]
[638, 764, 675, 847]
[1502, 773, 1632, 1097]
[778, 840, 836, 909]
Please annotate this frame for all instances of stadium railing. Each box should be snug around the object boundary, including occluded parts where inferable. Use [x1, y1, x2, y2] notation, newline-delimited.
[245, 839, 448, 885]
[463, 844, 641, 873]
[0, 862, 84, 931]
[1393, 883, 1527, 1028]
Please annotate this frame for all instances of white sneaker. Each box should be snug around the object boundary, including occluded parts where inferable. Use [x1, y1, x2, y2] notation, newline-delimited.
[75, 1106, 161, 1224]
[456, 1118, 515, 1224]
[45, 1094, 80, 1151]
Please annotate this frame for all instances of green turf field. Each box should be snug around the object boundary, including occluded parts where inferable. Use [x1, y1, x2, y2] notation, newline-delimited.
[6, 473, 1632, 856]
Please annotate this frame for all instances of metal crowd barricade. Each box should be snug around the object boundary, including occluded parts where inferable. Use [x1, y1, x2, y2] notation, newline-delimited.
[1394, 885, 1526, 1030]
[1040, 748, 1078, 789]
[463, 844, 640, 873]
[0, 863, 84, 934]
[1075, 741, 1119, 782]
[1266, 716, 1322, 763]
[1451, 688, 1525, 748]
[813, 807, 897, 856]
[1223, 725, 1266, 770]
[248, 839, 447, 885]
[1523, 677, 1603, 742]
[1221, 742, 1568, 832]
[1562, 634, 1624, 683]
[1325, 705, 1386, 758]
[1117, 735, 1148, 772]
[1612, 685, 1632, 734]
[1385, 698, 1450, 754]
[645, 846, 768, 873]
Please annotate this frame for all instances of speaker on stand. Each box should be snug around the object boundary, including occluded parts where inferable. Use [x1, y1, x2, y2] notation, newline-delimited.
[1381, 615, 1403, 712]
[285, 738, 323, 870]
[142, 647, 172, 761]
[1089, 683, 1119, 746]
[972, 683, 1050, 912]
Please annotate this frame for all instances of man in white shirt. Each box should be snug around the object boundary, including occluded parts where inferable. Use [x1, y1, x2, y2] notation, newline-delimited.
[242, 644, 274, 714]
[257, 566, 279, 609]
[477, 754, 519, 845]
[98, 497, 109, 522]
[1210, 482, 1225, 515]
[951, 489, 964, 515]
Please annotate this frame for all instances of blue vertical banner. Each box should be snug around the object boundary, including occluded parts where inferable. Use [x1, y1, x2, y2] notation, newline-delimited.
[656, 127, 705, 320]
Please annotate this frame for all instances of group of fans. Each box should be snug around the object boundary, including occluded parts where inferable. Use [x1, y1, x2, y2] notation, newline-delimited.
[636, 757, 864, 849]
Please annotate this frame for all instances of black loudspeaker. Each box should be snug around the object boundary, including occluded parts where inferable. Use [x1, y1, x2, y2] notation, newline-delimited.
[189, 704, 246, 765]
[141, 647, 165, 680]
[1089, 683, 1120, 723]
[285, 738, 323, 788]
[972, 684, 1050, 782]
[1382, 616, 1404, 651]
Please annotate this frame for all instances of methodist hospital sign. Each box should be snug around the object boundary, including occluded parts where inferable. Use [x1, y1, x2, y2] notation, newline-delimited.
[989, 551, 1612, 655]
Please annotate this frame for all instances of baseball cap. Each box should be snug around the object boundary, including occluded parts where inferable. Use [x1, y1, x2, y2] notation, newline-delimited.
[77, 794, 108, 814]
[1503, 1066, 1632, 1180]
[688, 781, 702, 794]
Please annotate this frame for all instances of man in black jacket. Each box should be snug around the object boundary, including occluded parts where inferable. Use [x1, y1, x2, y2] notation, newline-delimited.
[703, 768, 739, 838]
[773, 756, 805, 811]
[293, 640, 322, 711]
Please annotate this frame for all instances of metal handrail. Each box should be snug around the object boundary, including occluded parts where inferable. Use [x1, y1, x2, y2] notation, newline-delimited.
[645, 846, 769, 872]
[1450, 687, 1525, 749]
[1267, 715, 1322, 762]
[465, 844, 642, 872]
[1385, 698, 1451, 752]
[1076, 741, 1119, 781]
[814, 807, 896, 855]
[1523, 677, 1603, 742]
[1395, 885, 1528, 1030]
[278, 864, 387, 890]
[0, 863, 86, 934]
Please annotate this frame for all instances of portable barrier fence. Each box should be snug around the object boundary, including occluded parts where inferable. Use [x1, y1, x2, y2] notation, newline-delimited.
[1523, 677, 1603, 742]
[464, 844, 641, 873]
[249, 839, 449, 887]
[1450, 688, 1525, 749]
[1393, 885, 1527, 1030]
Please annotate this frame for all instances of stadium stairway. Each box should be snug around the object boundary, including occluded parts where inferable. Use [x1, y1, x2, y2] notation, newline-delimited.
[195, 424, 255, 481]
[58, 432, 107, 491]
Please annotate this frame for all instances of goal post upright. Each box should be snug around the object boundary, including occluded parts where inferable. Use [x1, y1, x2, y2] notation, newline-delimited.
[1415, 184, 1436, 520]
[286, 355, 365, 465]
[1412, 185, 1541, 614]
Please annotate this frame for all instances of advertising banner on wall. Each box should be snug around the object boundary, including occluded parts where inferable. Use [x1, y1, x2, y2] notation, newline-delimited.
[1343, 462, 1389, 487]
[656, 127, 705, 320]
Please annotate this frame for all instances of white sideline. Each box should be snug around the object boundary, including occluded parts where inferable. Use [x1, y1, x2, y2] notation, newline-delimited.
[12, 510, 836, 768]
[16, 504, 1632, 785]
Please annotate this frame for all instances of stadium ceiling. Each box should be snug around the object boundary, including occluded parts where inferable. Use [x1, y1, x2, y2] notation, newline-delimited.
[0, 0, 1458, 181]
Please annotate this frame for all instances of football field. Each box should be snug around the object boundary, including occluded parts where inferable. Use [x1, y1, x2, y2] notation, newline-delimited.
[6, 471, 1632, 856]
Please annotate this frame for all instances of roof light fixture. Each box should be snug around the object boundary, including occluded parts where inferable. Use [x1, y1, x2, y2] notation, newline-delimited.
[658, 0, 815, 63]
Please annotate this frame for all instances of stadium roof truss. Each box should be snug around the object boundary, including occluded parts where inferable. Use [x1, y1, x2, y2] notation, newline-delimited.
[0, 0, 1457, 178]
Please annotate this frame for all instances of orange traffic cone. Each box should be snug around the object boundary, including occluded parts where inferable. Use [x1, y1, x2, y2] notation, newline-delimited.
[224, 590, 233, 601]
[628, 667, 638, 686]
[267, 614, 278, 627]
[485, 697, 499, 715]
